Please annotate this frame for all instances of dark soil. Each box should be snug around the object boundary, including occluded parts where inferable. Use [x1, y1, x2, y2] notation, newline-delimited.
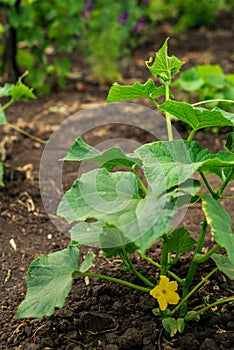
[1, 11, 234, 350]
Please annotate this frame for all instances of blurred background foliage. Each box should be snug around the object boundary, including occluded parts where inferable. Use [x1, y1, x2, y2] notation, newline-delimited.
[0, 0, 233, 94]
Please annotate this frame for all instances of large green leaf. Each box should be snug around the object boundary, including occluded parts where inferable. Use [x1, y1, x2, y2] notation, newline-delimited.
[58, 168, 177, 252]
[70, 221, 103, 245]
[57, 168, 141, 223]
[211, 254, 234, 280]
[159, 101, 234, 130]
[202, 194, 234, 266]
[145, 38, 184, 84]
[16, 246, 79, 318]
[135, 140, 234, 197]
[106, 79, 164, 103]
[62, 137, 141, 170]
[100, 225, 137, 258]
[0, 106, 7, 125]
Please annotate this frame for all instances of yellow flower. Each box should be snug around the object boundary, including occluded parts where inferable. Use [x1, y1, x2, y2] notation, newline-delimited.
[150, 275, 180, 311]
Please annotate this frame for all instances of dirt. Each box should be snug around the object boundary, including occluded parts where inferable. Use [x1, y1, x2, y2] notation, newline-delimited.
[1, 10, 234, 350]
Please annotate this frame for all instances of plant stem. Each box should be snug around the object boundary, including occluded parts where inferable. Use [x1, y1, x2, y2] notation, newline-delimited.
[121, 250, 155, 288]
[187, 128, 197, 141]
[7, 122, 47, 144]
[171, 267, 218, 316]
[186, 296, 234, 321]
[219, 167, 234, 196]
[137, 251, 183, 285]
[160, 236, 169, 276]
[132, 167, 147, 196]
[180, 219, 208, 315]
[150, 98, 159, 108]
[192, 99, 234, 107]
[75, 271, 151, 293]
[165, 84, 173, 141]
[2, 98, 14, 111]
[194, 245, 220, 264]
[199, 171, 217, 199]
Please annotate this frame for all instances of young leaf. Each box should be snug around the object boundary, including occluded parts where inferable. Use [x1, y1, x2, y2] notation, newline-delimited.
[162, 317, 178, 337]
[211, 254, 234, 280]
[225, 132, 234, 153]
[16, 246, 79, 318]
[135, 140, 234, 197]
[106, 79, 165, 103]
[159, 101, 234, 130]
[79, 251, 95, 273]
[202, 194, 234, 266]
[0, 106, 7, 125]
[70, 221, 103, 245]
[62, 137, 142, 170]
[145, 38, 184, 84]
[100, 225, 137, 258]
[168, 227, 196, 256]
[10, 73, 36, 102]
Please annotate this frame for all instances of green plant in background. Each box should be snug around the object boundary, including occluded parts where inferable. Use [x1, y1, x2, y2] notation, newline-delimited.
[0, 72, 45, 186]
[16, 39, 234, 338]
[1, 0, 233, 92]
[173, 64, 234, 112]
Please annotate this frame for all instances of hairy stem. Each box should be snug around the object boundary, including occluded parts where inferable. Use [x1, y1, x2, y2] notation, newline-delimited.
[75, 271, 151, 293]
[171, 267, 218, 316]
[187, 128, 197, 141]
[186, 297, 234, 321]
[120, 250, 154, 288]
[192, 99, 234, 107]
[199, 171, 218, 199]
[7, 122, 47, 144]
[180, 219, 208, 315]
[137, 251, 183, 285]
[219, 167, 234, 196]
[165, 84, 173, 141]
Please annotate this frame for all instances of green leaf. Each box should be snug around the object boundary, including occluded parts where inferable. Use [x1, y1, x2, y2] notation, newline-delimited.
[173, 68, 204, 92]
[17, 49, 35, 69]
[70, 221, 103, 245]
[176, 318, 185, 333]
[211, 254, 234, 280]
[0, 83, 13, 98]
[100, 225, 137, 258]
[58, 168, 177, 253]
[62, 137, 141, 170]
[162, 317, 178, 337]
[106, 79, 165, 103]
[0, 162, 4, 187]
[10, 73, 36, 102]
[0, 106, 7, 125]
[16, 246, 79, 318]
[196, 64, 224, 79]
[57, 168, 141, 223]
[79, 251, 95, 273]
[202, 194, 234, 266]
[225, 133, 234, 153]
[145, 38, 184, 84]
[159, 101, 234, 130]
[135, 140, 234, 197]
[168, 227, 196, 256]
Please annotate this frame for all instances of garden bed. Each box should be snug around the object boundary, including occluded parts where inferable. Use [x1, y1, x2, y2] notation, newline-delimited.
[0, 12, 234, 350]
